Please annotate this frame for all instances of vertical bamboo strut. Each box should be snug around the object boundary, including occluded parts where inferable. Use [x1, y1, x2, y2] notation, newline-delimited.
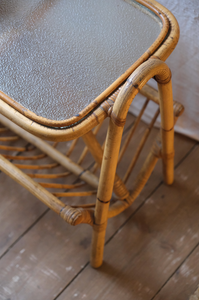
[158, 82, 174, 184]
[82, 131, 129, 200]
[108, 102, 184, 219]
[67, 123, 102, 160]
[66, 138, 78, 157]
[91, 141, 105, 174]
[123, 108, 160, 183]
[82, 131, 103, 166]
[91, 58, 174, 268]
[78, 123, 103, 165]
[118, 98, 149, 163]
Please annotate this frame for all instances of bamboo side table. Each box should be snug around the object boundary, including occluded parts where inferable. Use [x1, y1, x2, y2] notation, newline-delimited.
[0, 0, 183, 268]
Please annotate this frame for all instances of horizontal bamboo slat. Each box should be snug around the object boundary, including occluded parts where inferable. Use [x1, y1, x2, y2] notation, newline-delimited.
[39, 182, 85, 189]
[0, 136, 19, 142]
[27, 172, 70, 179]
[2, 153, 46, 161]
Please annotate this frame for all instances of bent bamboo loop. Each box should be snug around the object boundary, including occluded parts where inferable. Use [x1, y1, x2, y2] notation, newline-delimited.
[90, 58, 175, 267]
[112, 58, 172, 120]
[112, 58, 174, 184]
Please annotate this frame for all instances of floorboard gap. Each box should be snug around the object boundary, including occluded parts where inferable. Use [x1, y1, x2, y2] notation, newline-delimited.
[174, 141, 198, 169]
[150, 241, 199, 300]
[105, 140, 197, 248]
[49, 137, 198, 298]
[53, 262, 90, 300]
[0, 208, 49, 260]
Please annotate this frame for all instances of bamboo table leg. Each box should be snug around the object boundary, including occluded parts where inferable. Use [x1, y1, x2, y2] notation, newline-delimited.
[91, 118, 125, 268]
[91, 58, 174, 268]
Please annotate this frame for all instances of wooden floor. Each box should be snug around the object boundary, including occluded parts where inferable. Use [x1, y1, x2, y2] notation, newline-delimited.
[0, 113, 198, 300]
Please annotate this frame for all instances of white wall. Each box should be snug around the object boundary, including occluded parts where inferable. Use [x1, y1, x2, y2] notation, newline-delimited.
[130, 0, 199, 141]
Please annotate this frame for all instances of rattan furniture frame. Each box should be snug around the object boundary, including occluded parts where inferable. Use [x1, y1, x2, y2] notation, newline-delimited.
[0, 0, 183, 268]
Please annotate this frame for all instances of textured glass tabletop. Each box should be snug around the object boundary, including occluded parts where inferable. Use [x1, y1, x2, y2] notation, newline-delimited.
[0, 0, 161, 122]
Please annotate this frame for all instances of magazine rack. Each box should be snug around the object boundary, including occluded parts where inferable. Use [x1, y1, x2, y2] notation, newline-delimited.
[0, 0, 183, 267]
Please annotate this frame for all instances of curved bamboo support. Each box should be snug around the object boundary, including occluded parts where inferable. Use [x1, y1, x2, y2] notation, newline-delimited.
[0, 154, 94, 226]
[108, 100, 184, 219]
[91, 58, 174, 268]
[0, 114, 99, 189]
[108, 136, 161, 218]
[113, 58, 174, 184]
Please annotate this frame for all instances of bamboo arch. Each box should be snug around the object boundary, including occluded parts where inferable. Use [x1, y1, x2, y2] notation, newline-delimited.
[91, 58, 175, 268]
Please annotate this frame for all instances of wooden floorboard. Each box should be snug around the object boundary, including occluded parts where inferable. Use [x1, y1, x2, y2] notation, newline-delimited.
[153, 244, 199, 300]
[152, 144, 199, 300]
[57, 144, 199, 300]
[0, 114, 197, 300]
